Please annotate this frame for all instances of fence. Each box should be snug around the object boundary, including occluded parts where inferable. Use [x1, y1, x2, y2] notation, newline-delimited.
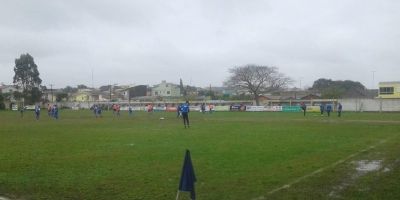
[6, 98, 400, 112]
[48, 99, 400, 112]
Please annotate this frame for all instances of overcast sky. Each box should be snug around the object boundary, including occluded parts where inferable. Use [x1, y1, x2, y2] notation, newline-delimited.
[1, 0, 399, 89]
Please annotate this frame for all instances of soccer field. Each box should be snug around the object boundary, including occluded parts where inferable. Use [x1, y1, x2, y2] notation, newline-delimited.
[1, 110, 400, 200]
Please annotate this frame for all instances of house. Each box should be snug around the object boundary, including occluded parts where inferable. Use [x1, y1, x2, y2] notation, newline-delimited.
[209, 87, 237, 96]
[0, 84, 22, 94]
[301, 94, 321, 100]
[378, 82, 400, 98]
[42, 88, 65, 102]
[125, 85, 149, 100]
[278, 90, 317, 100]
[72, 89, 102, 102]
[0, 84, 23, 102]
[151, 80, 181, 97]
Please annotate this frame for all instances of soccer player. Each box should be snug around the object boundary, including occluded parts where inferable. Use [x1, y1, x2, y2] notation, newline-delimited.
[116, 104, 121, 117]
[53, 104, 59, 119]
[177, 104, 182, 118]
[97, 105, 102, 118]
[326, 104, 332, 117]
[300, 102, 307, 116]
[128, 105, 133, 116]
[93, 104, 98, 118]
[111, 104, 116, 116]
[34, 105, 40, 120]
[201, 103, 206, 114]
[20, 105, 25, 118]
[47, 104, 52, 117]
[337, 103, 343, 117]
[181, 101, 190, 128]
[320, 104, 325, 116]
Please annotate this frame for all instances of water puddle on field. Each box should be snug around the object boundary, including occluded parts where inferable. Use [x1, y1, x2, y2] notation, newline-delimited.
[0, 196, 10, 200]
[383, 167, 391, 172]
[356, 160, 382, 172]
[329, 160, 383, 199]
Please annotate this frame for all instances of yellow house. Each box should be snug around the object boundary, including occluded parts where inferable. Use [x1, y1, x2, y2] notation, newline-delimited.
[74, 92, 90, 102]
[72, 90, 100, 102]
[378, 82, 400, 98]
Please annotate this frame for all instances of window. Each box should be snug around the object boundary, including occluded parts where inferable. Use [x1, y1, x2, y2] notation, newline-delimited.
[167, 91, 170, 95]
[380, 87, 394, 95]
[155, 91, 158, 95]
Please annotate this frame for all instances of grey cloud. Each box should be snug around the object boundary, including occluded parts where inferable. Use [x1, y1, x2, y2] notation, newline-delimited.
[1, 0, 399, 89]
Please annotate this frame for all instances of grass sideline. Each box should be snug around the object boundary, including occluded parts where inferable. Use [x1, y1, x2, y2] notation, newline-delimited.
[1, 110, 400, 199]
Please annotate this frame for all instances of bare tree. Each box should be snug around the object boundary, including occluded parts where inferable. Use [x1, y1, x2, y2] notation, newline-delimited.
[225, 64, 292, 105]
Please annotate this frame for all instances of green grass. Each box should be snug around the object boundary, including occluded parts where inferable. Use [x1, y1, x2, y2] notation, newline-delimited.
[0, 110, 400, 199]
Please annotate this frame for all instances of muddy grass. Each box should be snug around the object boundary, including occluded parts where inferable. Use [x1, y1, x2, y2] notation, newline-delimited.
[355, 160, 382, 172]
[329, 159, 384, 199]
[1, 111, 399, 200]
[265, 137, 400, 199]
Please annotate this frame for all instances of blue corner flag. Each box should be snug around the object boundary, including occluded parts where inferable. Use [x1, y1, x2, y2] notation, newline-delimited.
[178, 150, 197, 200]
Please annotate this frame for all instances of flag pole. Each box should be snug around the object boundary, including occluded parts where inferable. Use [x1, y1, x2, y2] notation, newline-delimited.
[175, 190, 180, 200]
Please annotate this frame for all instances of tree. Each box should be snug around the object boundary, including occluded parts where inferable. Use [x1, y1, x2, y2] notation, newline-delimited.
[77, 84, 88, 89]
[99, 85, 111, 91]
[56, 93, 69, 102]
[13, 53, 42, 104]
[310, 78, 366, 98]
[179, 78, 187, 97]
[29, 87, 42, 104]
[225, 64, 292, 105]
[63, 86, 78, 93]
[0, 93, 5, 110]
[13, 91, 24, 101]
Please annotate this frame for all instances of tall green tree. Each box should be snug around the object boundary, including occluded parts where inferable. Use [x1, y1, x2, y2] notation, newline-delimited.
[179, 78, 187, 97]
[0, 93, 5, 110]
[225, 64, 292, 105]
[13, 53, 42, 104]
[63, 86, 78, 93]
[77, 84, 88, 89]
[310, 78, 367, 98]
[56, 93, 69, 102]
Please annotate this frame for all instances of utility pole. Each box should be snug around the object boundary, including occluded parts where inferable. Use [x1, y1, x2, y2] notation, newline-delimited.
[371, 71, 376, 89]
[209, 84, 212, 100]
[91, 69, 94, 89]
[109, 84, 112, 110]
[299, 77, 303, 89]
[50, 84, 54, 103]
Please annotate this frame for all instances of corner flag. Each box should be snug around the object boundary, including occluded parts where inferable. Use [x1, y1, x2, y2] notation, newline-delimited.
[177, 150, 197, 200]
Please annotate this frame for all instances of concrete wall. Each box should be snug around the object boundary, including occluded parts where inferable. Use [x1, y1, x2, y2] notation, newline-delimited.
[339, 98, 400, 112]
[42, 99, 400, 112]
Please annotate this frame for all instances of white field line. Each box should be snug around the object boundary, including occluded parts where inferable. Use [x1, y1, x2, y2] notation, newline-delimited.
[252, 139, 387, 200]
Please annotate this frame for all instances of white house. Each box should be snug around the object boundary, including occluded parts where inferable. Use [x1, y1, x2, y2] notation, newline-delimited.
[0, 84, 21, 94]
[151, 80, 181, 97]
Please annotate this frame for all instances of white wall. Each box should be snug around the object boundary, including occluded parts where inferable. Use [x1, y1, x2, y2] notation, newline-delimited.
[339, 98, 400, 112]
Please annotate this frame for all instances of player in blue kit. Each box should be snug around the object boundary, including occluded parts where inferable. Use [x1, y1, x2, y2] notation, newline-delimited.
[180, 101, 190, 128]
